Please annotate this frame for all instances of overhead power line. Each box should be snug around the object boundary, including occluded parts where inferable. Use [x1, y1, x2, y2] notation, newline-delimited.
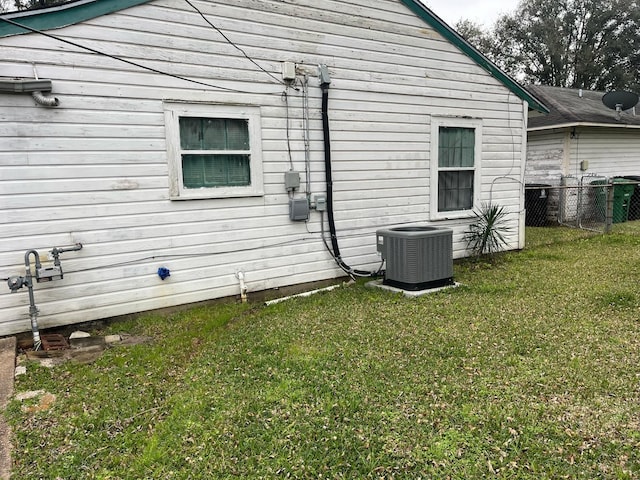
[0, 16, 284, 95]
[182, 0, 288, 88]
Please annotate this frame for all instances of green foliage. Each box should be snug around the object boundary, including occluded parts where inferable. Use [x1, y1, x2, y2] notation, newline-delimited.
[7, 224, 640, 478]
[456, 0, 640, 91]
[464, 202, 512, 256]
[11, 0, 68, 11]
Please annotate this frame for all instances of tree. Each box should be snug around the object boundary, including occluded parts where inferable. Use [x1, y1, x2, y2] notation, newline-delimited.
[12, 0, 69, 11]
[456, 0, 640, 91]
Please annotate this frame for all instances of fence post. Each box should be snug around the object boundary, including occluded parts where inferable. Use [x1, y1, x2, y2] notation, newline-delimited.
[605, 183, 614, 233]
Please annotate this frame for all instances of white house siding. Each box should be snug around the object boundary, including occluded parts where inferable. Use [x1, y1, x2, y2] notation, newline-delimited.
[525, 130, 565, 185]
[527, 127, 640, 182]
[0, 0, 526, 335]
[568, 127, 640, 178]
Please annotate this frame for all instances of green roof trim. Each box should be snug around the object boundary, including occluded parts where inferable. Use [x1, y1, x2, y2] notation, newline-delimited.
[0, 0, 548, 113]
[400, 0, 549, 114]
[0, 0, 152, 37]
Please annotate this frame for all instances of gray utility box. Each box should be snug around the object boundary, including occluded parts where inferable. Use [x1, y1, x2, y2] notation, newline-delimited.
[376, 226, 453, 291]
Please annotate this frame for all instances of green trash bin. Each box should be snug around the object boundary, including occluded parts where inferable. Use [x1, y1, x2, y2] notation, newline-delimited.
[592, 178, 635, 223]
[612, 178, 634, 223]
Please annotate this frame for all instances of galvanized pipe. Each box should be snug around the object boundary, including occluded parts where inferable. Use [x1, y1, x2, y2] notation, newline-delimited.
[24, 250, 41, 350]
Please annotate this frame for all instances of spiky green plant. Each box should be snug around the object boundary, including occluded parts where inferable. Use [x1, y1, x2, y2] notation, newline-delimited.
[464, 203, 512, 256]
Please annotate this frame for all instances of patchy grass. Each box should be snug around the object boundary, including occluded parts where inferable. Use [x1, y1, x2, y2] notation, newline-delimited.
[7, 225, 640, 479]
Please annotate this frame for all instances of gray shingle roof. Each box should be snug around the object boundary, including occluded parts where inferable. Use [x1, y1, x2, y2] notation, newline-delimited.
[528, 85, 640, 130]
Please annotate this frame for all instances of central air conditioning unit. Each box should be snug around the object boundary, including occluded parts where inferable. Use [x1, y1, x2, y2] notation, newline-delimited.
[376, 226, 454, 291]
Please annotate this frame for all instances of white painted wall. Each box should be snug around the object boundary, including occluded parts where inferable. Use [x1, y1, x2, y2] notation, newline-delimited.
[569, 127, 640, 178]
[527, 127, 640, 182]
[0, 0, 526, 335]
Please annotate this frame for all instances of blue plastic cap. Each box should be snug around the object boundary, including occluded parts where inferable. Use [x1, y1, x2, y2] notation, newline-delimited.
[157, 267, 171, 280]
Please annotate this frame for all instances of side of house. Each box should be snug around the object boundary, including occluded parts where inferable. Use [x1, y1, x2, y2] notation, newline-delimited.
[0, 0, 543, 335]
[565, 127, 640, 178]
[528, 127, 640, 182]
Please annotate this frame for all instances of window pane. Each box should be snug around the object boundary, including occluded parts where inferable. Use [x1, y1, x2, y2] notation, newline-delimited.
[179, 117, 204, 150]
[438, 127, 474, 168]
[438, 171, 473, 212]
[460, 128, 475, 167]
[182, 154, 250, 188]
[201, 118, 227, 150]
[225, 119, 250, 150]
[182, 154, 205, 188]
[179, 118, 250, 151]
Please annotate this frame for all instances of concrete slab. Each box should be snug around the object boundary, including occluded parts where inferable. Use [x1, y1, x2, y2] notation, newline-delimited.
[366, 279, 461, 297]
[69, 335, 105, 349]
[0, 337, 16, 480]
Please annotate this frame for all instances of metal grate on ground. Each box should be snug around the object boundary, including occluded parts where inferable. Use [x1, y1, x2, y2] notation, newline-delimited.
[40, 333, 69, 351]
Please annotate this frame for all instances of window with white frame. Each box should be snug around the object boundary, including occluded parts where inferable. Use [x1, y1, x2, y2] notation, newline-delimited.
[164, 103, 264, 199]
[430, 117, 482, 219]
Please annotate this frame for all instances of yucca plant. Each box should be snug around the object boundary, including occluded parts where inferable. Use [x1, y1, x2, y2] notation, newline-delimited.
[464, 203, 512, 256]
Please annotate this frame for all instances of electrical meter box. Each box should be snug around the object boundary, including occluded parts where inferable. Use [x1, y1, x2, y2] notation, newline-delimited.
[284, 171, 300, 191]
[282, 62, 296, 81]
[289, 197, 309, 221]
[314, 194, 327, 212]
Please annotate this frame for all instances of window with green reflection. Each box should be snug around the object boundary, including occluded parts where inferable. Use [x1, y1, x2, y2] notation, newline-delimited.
[178, 117, 251, 189]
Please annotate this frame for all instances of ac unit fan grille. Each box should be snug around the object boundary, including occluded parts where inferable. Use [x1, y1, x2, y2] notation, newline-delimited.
[377, 226, 453, 291]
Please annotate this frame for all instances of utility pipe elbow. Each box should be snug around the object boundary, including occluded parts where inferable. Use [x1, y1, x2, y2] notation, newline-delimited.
[24, 249, 41, 269]
[32, 91, 59, 107]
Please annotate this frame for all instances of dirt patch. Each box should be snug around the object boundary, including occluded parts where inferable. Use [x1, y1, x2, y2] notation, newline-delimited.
[0, 337, 16, 480]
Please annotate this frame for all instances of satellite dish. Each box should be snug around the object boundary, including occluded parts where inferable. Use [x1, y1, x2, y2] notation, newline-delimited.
[602, 90, 639, 119]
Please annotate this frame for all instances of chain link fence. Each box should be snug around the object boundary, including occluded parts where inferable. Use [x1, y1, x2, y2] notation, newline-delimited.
[525, 177, 640, 233]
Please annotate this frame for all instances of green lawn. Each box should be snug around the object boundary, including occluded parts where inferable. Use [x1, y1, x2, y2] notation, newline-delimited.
[7, 226, 640, 479]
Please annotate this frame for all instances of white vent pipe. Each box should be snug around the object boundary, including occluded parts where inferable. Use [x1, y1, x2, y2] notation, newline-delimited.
[236, 271, 248, 303]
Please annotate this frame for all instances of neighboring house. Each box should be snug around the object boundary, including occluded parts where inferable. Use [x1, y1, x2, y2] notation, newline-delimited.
[0, 0, 547, 335]
[525, 85, 640, 225]
[526, 85, 640, 184]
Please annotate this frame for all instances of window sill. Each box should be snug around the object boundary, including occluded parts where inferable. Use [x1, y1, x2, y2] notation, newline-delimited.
[170, 187, 264, 200]
[430, 210, 476, 221]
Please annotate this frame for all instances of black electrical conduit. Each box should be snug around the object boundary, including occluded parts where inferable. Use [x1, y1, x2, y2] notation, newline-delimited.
[320, 78, 382, 279]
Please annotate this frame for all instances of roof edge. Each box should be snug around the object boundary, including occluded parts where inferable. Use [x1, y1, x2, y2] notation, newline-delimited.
[400, 0, 549, 114]
[528, 122, 640, 132]
[0, 0, 152, 37]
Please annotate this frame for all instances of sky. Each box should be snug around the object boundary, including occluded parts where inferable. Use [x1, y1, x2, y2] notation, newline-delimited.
[423, 0, 520, 28]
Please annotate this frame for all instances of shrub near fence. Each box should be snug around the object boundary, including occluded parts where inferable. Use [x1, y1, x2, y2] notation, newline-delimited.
[524, 178, 640, 233]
